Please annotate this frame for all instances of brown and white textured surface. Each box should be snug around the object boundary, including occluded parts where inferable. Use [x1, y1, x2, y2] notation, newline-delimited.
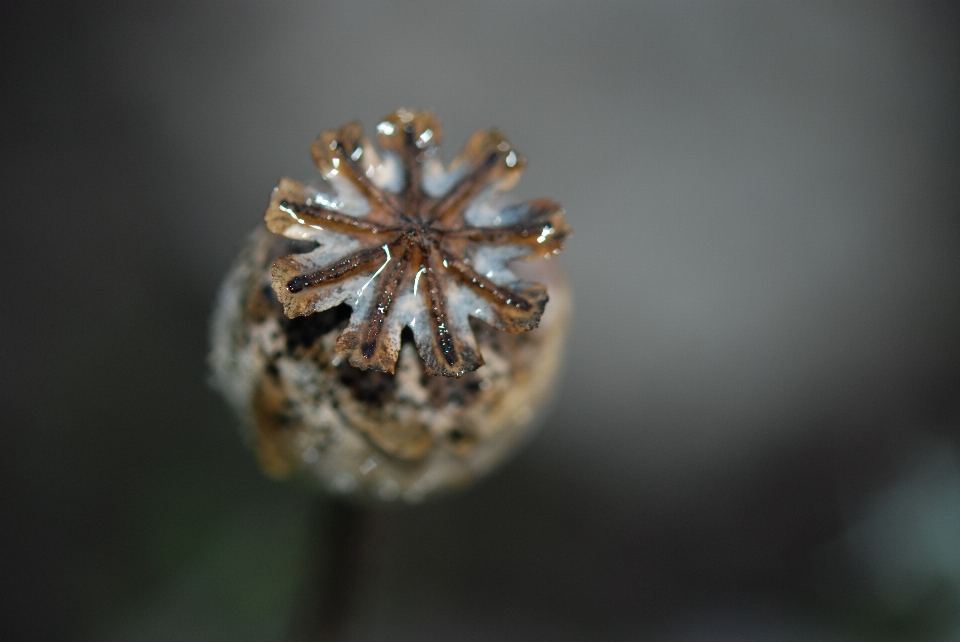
[264, 110, 568, 378]
[210, 111, 571, 501]
[210, 228, 569, 502]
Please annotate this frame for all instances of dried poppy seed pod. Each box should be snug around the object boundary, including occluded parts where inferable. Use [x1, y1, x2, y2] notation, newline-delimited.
[209, 109, 571, 503]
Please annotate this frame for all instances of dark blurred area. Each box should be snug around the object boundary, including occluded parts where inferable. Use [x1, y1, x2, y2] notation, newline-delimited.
[3, 2, 960, 640]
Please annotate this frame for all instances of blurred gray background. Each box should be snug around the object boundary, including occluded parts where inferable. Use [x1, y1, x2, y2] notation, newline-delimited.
[3, 2, 960, 640]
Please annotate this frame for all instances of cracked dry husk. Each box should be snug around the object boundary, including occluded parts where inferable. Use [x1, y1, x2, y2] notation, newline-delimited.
[209, 228, 570, 503]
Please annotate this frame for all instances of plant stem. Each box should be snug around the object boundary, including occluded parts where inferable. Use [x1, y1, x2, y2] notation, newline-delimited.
[288, 497, 370, 642]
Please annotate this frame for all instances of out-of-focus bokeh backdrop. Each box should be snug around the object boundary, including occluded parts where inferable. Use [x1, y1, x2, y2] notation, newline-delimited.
[3, 2, 960, 640]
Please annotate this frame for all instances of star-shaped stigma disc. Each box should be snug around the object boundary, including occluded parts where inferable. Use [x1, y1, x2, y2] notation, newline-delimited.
[264, 109, 570, 377]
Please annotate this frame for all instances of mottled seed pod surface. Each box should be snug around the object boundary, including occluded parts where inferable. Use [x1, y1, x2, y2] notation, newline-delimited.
[209, 110, 571, 503]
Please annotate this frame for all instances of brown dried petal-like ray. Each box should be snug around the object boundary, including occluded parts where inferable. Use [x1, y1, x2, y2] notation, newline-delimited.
[264, 109, 571, 377]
